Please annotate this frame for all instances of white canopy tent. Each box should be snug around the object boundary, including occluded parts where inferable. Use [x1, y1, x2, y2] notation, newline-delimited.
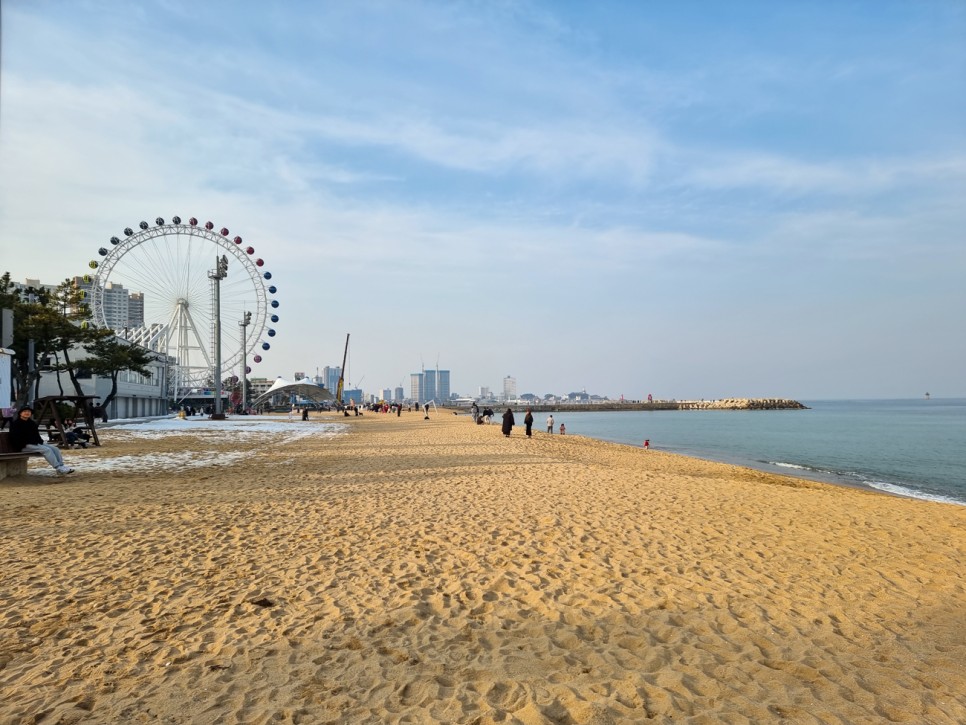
[251, 377, 335, 407]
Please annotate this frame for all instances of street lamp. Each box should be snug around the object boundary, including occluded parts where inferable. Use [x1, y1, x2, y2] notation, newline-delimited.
[239, 311, 251, 413]
[208, 255, 228, 419]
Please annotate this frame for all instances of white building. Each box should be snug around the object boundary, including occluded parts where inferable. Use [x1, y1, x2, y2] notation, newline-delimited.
[502, 376, 517, 402]
[36, 337, 171, 419]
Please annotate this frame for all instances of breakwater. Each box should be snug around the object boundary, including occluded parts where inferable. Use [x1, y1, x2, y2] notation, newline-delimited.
[462, 398, 808, 413]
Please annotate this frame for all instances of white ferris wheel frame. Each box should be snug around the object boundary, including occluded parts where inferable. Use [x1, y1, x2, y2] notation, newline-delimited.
[88, 221, 274, 396]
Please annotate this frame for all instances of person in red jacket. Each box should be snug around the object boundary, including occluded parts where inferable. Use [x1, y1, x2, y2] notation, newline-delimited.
[8, 406, 75, 474]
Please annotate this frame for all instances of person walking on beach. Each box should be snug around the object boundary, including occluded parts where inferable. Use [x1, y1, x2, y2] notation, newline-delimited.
[8, 405, 75, 474]
[524, 409, 534, 438]
[501, 408, 515, 437]
[643, 439, 650, 451]
[547, 414, 554, 434]
[559, 423, 566, 435]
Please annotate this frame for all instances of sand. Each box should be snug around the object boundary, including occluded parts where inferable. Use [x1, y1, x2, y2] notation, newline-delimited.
[1, 410, 964, 724]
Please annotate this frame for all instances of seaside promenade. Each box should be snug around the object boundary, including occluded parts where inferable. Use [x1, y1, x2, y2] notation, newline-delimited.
[1, 411, 963, 723]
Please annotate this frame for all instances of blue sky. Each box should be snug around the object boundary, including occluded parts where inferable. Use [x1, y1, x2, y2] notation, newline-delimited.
[1, 0, 964, 400]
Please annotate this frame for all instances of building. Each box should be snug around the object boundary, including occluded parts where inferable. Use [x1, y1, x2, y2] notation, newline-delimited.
[35, 336, 171, 419]
[502, 375, 517, 402]
[394, 386, 404, 402]
[410, 369, 450, 403]
[436, 370, 450, 401]
[247, 377, 273, 400]
[72, 276, 145, 329]
[323, 366, 341, 393]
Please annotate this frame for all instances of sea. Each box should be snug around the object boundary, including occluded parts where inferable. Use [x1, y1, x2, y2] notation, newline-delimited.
[546, 398, 966, 507]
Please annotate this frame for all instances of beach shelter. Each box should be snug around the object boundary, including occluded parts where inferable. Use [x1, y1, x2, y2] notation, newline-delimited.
[251, 377, 334, 407]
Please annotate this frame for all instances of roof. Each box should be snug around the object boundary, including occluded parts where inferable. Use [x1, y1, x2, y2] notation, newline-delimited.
[250, 377, 335, 405]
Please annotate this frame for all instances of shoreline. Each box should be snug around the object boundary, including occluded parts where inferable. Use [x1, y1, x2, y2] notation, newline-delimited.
[468, 403, 965, 509]
[2, 411, 964, 722]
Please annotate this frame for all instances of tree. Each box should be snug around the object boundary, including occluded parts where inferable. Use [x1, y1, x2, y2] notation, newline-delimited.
[0, 273, 105, 406]
[49, 279, 109, 398]
[83, 336, 157, 412]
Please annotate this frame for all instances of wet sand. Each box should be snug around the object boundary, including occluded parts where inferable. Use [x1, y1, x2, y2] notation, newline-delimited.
[1, 410, 964, 724]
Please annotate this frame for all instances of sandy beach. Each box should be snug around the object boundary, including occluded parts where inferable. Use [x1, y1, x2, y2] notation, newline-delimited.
[1, 410, 964, 724]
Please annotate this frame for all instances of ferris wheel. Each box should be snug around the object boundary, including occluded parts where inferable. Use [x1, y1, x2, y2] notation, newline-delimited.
[86, 216, 280, 397]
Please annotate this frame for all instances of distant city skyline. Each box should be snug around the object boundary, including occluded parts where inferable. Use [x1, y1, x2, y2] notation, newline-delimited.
[2, 2, 963, 400]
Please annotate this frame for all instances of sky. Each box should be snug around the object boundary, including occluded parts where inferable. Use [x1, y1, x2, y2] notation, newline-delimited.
[1, 0, 964, 401]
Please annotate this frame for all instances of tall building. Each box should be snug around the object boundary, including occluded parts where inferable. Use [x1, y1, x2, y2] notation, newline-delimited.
[422, 371, 437, 403]
[394, 386, 404, 402]
[503, 375, 517, 401]
[128, 292, 144, 327]
[410, 373, 423, 402]
[436, 370, 450, 401]
[72, 276, 144, 329]
[410, 368, 451, 403]
[323, 366, 341, 392]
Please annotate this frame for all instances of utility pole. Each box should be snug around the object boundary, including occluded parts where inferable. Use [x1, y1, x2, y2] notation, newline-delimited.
[209, 255, 228, 419]
[239, 311, 251, 413]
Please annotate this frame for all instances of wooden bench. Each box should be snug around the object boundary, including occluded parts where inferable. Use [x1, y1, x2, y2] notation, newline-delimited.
[0, 431, 43, 481]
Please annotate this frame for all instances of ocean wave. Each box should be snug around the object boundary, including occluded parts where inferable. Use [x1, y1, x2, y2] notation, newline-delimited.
[769, 461, 809, 471]
[766, 460, 966, 507]
[866, 481, 966, 507]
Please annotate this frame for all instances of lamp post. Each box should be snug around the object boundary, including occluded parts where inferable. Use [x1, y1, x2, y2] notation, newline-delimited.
[239, 311, 251, 413]
[208, 255, 228, 419]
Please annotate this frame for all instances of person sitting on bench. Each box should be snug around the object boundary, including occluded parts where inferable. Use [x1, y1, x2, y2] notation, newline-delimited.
[8, 406, 75, 474]
[63, 419, 90, 449]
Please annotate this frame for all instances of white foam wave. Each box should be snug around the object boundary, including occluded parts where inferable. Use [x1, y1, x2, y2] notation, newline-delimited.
[866, 481, 966, 507]
[770, 461, 808, 470]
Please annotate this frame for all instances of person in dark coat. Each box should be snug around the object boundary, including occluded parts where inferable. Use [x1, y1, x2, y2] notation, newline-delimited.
[8, 405, 75, 474]
[524, 408, 534, 438]
[501, 408, 515, 437]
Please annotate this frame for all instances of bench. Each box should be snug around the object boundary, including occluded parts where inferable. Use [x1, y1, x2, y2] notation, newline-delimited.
[0, 431, 43, 481]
